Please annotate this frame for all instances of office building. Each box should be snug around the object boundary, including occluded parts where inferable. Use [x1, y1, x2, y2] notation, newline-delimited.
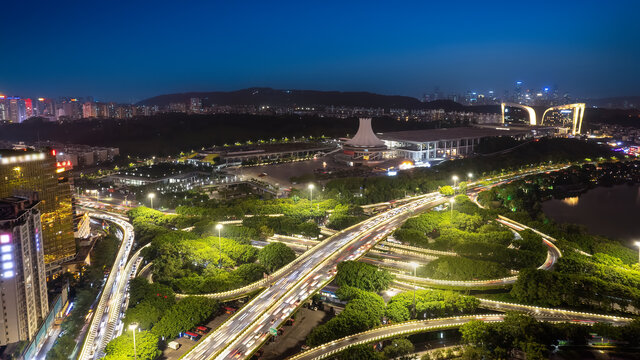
[0, 150, 75, 275]
[0, 195, 48, 345]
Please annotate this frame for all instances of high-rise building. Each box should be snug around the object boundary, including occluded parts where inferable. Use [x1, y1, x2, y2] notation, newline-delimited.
[190, 97, 203, 113]
[24, 98, 33, 118]
[6, 98, 27, 123]
[0, 150, 76, 275]
[0, 96, 8, 122]
[0, 195, 49, 345]
[82, 102, 96, 118]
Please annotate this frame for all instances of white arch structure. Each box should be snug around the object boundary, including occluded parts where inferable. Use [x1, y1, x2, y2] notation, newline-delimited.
[501, 102, 537, 125]
[541, 103, 585, 135]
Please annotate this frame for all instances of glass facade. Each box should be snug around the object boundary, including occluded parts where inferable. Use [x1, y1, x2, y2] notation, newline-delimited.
[0, 150, 75, 271]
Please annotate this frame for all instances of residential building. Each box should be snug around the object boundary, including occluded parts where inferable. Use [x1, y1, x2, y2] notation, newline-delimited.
[0, 195, 48, 345]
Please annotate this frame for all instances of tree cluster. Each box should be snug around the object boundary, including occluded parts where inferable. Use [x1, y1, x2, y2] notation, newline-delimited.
[306, 286, 386, 347]
[460, 312, 640, 359]
[385, 289, 479, 322]
[334, 261, 393, 293]
[257, 242, 297, 273]
[104, 330, 161, 360]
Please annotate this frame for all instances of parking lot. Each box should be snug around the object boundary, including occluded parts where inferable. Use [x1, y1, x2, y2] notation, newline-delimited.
[160, 312, 232, 360]
[260, 307, 332, 359]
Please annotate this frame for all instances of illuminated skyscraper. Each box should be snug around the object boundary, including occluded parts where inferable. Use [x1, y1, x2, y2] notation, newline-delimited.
[24, 98, 33, 118]
[7, 98, 27, 123]
[0, 195, 49, 345]
[0, 150, 76, 275]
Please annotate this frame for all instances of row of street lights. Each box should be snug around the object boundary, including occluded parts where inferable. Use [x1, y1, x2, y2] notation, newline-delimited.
[451, 173, 473, 190]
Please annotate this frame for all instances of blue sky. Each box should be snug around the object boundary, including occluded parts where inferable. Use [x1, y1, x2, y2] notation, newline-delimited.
[1, 0, 638, 102]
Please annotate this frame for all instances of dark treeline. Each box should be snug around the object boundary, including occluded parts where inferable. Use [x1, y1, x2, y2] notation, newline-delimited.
[0, 114, 462, 156]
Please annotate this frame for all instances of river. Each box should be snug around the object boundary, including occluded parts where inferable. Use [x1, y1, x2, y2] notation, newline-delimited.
[542, 184, 640, 243]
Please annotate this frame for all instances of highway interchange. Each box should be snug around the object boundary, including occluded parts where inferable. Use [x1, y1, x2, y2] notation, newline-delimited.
[72, 163, 631, 360]
[183, 194, 447, 359]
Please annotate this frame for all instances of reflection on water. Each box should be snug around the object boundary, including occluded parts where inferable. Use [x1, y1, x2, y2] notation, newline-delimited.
[561, 197, 579, 206]
[542, 184, 640, 243]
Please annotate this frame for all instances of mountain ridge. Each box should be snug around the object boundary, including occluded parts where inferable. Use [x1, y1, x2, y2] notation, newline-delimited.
[136, 87, 469, 111]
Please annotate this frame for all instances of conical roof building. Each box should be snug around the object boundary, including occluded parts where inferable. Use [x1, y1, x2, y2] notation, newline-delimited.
[339, 118, 387, 164]
[345, 118, 386, 148]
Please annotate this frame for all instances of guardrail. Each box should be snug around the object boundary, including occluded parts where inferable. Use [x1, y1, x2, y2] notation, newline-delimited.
[380, 241, 458, 257]
[477, 299, 632, 322]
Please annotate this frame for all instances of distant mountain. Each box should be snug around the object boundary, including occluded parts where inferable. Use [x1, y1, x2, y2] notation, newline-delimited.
[136, 87, 476, 111]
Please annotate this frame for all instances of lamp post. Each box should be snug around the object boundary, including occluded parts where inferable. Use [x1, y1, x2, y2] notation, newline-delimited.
[410, 262, 418, 318]
[449, 197, 455, 220]
[452, 175, 459, 194]
[148, 193, 155, 209]
[216, 224, 223, 268]
[635, 241, 640, 264]
[129, 323, 138, 360]
[308, 184, 315, 203]
[468, 173, 473, 181]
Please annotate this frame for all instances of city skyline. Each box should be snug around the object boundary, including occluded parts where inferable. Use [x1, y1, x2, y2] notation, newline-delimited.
[1, 1, 639, 102]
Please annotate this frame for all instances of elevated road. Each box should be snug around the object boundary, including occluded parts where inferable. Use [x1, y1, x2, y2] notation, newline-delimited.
[183, 194, 447, 359]
[393, 215, 562, 289]
[288, 309, 631, 360]
[78, 212, 137, 360]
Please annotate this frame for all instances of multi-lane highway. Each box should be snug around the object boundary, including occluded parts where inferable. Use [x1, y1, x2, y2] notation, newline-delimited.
[183, 194, 447, 359]
[78, 212, 137, 360]
[182, 181, 565, 359]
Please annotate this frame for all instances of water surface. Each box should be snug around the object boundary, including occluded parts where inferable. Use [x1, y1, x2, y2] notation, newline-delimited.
[542, 184, 640, 243]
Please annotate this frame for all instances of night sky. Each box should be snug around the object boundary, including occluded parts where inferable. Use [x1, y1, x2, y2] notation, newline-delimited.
[1, 0, 639, 103]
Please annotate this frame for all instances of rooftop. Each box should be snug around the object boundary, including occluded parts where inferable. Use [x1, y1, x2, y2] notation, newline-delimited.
[0, 149, 47, 165]
[378, 126, 530, 143]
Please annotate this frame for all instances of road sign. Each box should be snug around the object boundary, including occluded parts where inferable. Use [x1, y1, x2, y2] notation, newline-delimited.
[269, 327, 277, 336]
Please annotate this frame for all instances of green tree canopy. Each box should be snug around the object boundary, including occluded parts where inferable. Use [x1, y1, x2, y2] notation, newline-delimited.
[258, 242, 296, 273]
[104, 331, 160, 360]
[335, 261, 393, 292]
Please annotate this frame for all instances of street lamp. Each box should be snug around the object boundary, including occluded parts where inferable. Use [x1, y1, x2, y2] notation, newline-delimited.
[468, 173, 473, 181]
[148, 193, 155, 209]
[409, 262, 418, 319]
[634, 241, 640, 263]
[216, 224, 223, 268]
[308, 184, 315, 203]
[128, 323, 138, 360]
[449, 197, 455, 219]
[452, 175, 459, 188]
